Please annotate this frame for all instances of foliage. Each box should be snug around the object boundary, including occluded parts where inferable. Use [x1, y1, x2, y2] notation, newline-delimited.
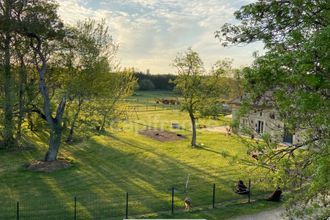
[173, 48, 230, 146]
[134, 72, 177, 90]
[0, 1, 136, 161]
[61, 19, 128, 143]
[138, 78, 155, 91]
[216, 0, 330, 217]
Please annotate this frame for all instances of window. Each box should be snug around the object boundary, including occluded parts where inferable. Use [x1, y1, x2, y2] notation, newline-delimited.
[242, 119, 248, 126]
[283, 127, 293, 144]
[270, 112, 275, 119]
[256, 120, 264, 134]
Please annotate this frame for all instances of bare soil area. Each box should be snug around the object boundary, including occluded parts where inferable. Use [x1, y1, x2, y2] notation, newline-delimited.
[204, 125, 230, 133]
[139, 129, 186, 142]
[26, 159, 71, 172]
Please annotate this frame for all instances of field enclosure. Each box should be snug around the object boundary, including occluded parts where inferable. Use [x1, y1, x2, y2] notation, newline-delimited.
[0, 91, 275, 219]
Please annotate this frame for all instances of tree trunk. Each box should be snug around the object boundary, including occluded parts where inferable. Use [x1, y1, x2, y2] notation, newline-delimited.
[17, 56, 27, 141]
[100, 111, 108, 132]
[2, 32, 15, 148]
[189, 112, 197, 147]
[30, 38, 66, 162]
[100, 100, 117, 131]
[66, 99, 83, 143]
[44, 123, 63, 162]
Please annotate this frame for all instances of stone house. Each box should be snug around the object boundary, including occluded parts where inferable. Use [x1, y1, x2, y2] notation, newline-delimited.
[229, 94, 304, 145]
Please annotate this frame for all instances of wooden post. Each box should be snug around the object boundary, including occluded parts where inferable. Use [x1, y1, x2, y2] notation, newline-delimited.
[16, 201, 19, 220]
[171, 187, 174, 215]
[212, 184, 216, 208]
[248, 179, 251, 203]
[74, 196, 77, 220]
[125, 192, 128, 219]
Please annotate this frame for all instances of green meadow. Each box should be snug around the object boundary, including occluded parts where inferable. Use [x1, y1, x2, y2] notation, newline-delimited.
[0, 91, 279, 219]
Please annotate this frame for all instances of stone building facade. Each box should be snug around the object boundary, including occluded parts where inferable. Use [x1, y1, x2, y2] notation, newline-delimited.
[230, 96, 304, 145]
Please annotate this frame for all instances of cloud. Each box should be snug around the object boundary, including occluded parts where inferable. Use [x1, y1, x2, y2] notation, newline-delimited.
[56, 0, 263, 74]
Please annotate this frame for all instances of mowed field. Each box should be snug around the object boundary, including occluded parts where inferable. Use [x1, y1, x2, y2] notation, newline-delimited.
[0, 91, 278, 219]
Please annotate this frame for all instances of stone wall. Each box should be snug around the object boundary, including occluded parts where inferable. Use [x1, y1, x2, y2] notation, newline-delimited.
[232, 108, 304, 145]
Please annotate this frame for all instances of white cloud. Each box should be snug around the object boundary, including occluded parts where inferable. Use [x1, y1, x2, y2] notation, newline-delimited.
[56, 0, 262, 74]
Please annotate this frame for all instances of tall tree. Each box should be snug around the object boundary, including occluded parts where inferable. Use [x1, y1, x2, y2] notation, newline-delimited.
[173, 48, 229, 147]
[216, 1, 329, 217]
[95, 70, 136, 132]
[0, 0, 18, 148]
[13, 34, 30, 141]
[21, 0, 65, 161]
[0, 0, 62, 149]
[173, 49, 204, 147]
[63, 20, 116, 142]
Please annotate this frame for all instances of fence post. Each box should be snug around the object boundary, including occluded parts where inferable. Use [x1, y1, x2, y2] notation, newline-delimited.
[16, 201, 19, 220]
[125, 192, 128, 219]
[248, 179, 251, 203]
[212, 183, 216, 208]
[171, 187, 174, 215]
[74, 196, 77, 220]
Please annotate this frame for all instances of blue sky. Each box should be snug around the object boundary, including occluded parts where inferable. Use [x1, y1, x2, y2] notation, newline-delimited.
[57, 0, 263, 74]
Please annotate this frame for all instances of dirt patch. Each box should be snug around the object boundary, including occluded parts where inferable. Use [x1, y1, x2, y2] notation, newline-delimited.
[139, 129, 186, 142]
[26, 159, 71, 172]
[203, 126, 230, 133]
[225, 114, 232, 119]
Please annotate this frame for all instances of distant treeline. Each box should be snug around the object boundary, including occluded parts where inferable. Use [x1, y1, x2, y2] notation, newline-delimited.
[134, 72, 177, 91]
[133, 72, 243, 101]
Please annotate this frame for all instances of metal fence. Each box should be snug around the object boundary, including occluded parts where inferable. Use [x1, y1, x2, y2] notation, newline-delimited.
[123, 104, 180, 113]
[1, 179, 273, 220]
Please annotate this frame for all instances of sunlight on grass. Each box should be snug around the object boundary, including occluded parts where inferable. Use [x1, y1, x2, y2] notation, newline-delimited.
[0, 91, 279, 219]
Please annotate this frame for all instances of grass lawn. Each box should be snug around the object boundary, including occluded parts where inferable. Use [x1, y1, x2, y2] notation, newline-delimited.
[0, 91, 279, 219]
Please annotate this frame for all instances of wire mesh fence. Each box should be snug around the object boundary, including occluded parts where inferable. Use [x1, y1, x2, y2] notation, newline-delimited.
[2, 179, 275, 220]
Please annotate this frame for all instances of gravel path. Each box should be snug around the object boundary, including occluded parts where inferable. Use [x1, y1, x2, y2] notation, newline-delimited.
[229, 207, 285, 220]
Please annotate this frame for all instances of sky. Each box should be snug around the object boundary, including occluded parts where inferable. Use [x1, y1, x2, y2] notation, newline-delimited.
[57, 0, 264, 74]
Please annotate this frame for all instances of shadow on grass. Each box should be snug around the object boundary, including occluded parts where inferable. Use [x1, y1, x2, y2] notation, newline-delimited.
[0, 129, 272, 219]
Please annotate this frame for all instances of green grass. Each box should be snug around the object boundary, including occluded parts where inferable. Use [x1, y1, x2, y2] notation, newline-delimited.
[121, 90, 182, 113]
[0, 91, 279, 219]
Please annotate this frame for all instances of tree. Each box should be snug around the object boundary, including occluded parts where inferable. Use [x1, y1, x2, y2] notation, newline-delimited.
[0, 0, 61, 148]
[0, 0, 20, 148]
[216, 1, 329, 217]
[83, 70, 136, 133]
[134, 72, 176, 90]
[138, 79, 155, 90]
[63, 20, 117, 143]
[212, 59, 243, 100]
[13, 33, 32, 141]
[173, 48, 229, 147]
[0, 1, 134, 163]
[21, 0, 66, 162]
[96, 70, 136, 131]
